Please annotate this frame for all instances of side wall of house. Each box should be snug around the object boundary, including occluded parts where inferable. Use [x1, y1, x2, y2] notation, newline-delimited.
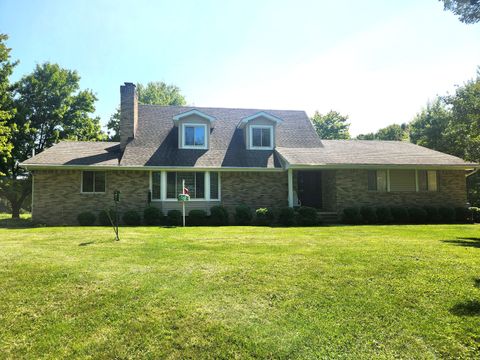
[32, 170, 150, 225]
[335, 169, 467, 212]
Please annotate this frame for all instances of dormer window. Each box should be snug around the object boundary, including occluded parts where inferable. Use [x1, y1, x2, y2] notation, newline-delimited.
[183, 123, 206, 148]
[250, 125, 273, 149]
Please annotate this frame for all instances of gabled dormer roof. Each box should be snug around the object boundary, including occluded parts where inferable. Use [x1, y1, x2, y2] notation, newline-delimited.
[237, 111, 284, 129]
[172, 109, 216, 125]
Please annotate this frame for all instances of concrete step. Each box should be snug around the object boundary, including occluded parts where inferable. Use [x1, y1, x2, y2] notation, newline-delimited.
[318, 212, 339, 224]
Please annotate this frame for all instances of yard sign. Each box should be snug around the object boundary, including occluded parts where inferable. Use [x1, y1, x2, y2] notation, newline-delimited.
[177, 179, 190, 226]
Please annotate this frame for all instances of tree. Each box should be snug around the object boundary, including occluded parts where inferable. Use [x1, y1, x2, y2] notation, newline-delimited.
[0, 62, 106, 218]
[311, 110, 350, 140]
[107, 81, 187, 141]
[356, 123, 409, 141]
[0, 34, 17, 176]
[440, 0, 480, 24]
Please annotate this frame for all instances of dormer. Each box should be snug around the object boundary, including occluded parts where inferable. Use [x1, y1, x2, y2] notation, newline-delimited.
[173, 109, 216, 150]
[238, 111, 283, 150]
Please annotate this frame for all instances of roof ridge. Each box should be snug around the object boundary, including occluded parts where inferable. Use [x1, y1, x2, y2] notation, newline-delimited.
[138, 103, 307, 113]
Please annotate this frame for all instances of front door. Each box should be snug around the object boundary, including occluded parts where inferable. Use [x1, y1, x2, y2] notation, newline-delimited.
[297, 171, 322, 209]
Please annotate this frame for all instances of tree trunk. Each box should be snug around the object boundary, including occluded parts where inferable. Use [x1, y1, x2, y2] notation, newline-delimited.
[11, 202, 20, 219]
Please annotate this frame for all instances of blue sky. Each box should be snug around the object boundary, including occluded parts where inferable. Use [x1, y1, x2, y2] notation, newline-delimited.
[1, 0, 479, 135]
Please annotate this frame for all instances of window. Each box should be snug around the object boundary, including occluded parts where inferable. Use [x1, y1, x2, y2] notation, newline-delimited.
[210, 172, 219, 199]
[367, 170, 387, 192]
[183, 124, 206, 148]
[418, 170, 438, 191]
[250, 125, 272, 149]
[390, 170, 416, 192]
[81, 171, 105, 193]
[166, 172, 206, 199]
[152, 172, 161, 200]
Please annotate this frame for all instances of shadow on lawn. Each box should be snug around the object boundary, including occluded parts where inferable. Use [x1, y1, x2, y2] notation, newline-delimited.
[441, 237, 480, 249]
[450, 300, 480, 316]
[0, 217, 35, 229]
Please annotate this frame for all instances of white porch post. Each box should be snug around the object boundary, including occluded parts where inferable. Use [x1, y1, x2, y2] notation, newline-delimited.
[205, 171, 211, 201]
[288, 168, 294, 207]
[160, 171, 167, 200]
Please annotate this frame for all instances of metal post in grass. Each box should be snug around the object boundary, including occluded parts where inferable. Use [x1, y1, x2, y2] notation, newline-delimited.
[106, 190, 120, 241]
[177, 179, 190, 227]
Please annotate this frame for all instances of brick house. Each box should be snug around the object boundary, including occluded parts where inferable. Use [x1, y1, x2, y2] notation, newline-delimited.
[21, 82, 478, 225]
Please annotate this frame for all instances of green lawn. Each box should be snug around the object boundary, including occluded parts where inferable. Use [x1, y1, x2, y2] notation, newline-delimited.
[1, 216, 480, 359]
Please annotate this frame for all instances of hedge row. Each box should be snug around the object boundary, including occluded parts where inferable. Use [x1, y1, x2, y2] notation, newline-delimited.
[76, 205, 322, 227]
[342, 206, 474, 225]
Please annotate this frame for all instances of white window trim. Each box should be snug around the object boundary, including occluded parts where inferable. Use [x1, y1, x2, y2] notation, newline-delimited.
[368, 169, 438, 193]
[80, 170, 106, 194]
[181, 123, 208, 150]
[249, 125, 274, 150]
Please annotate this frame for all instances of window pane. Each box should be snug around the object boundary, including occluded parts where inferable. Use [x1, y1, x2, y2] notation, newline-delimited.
[194, 126, 205, 146]
[167, 172, 176, 198]
[377, 170, 387, 192]
[195, 172, 205, 198]
[427, 170, 438, 191]
[261, 128, 271, 147]
[94, 172, 106, 192]
[418, 170, 428, 191]
[82, 171, 94, 192]
[390, 170, 416, 192]
[252, 128, 262, 147]
[210, 172, 219, 199]
[367, 170, 377, 191]
[185, 126, 195, 146]
[152, 172, 161, 199]
[177, 172, 195, 198]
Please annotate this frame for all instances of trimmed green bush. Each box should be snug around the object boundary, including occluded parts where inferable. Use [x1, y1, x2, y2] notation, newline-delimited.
[407, 207, 428, 224]
[390, 207, 409, 224]
[167, 210, 182, 226]
[455, 207, 471, 223]
[376, 207, 393, 224]
[278, 207, 296, 227]
[188, 209, 208, 226]
[98, 209, 118, 226]
[210, 205, 229, 226]
[77, 211, 96, 226]
[342, 207, 362, 225]
[423, 206, 441, 224]
[143, 206, 162, 226]
[469, 207, 480, 223]
[360, 207, 377, 224]
[439, 207, 455, 223]
[123, 210, 141, 226]
[235, 205, 253, 225]
[297, 206, 319, 226]
[255, 208, 274, 226]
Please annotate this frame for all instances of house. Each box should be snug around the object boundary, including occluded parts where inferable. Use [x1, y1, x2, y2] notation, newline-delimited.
[21, 82, 478, 225]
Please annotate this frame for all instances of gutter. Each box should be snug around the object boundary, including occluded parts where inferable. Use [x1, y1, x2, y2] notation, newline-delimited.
[466, 167, 480, 177]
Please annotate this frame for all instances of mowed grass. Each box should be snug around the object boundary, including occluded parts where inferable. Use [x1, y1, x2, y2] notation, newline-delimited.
[1, 216, 480, 359]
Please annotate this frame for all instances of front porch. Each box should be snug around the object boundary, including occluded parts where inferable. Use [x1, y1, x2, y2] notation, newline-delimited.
[288, 169, 336, 211]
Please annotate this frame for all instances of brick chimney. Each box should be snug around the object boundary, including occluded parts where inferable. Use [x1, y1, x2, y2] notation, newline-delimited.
[120, 82, 138, 150]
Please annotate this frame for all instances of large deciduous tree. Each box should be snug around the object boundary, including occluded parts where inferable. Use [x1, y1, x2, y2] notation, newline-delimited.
[440, 0, 480, 24]
[311, 110, 350, 140]
[107, 81, 187, 140]
[0, 62, 106, 218]
[357, 123, 409, 141]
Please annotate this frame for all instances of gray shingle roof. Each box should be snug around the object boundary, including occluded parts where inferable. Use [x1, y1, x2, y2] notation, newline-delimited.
[21, 141, 120, 166]
[277, 140, 477, 167]
[20, 105, 477, 169]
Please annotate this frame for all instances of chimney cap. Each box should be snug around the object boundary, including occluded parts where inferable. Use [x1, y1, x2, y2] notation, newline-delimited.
[123, 82, 136, 87]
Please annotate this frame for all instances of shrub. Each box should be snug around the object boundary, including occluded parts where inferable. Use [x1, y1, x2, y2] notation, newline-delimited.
[278, 207, 296, 227]
[360, 207, 377, 224]
[376, 207, 393, 224]
[407, 207, 428, 224]
[342, 207, 362, 225]
[77, 211, 96, 226]
[143, 206, 162, 226]
[439, 207, 455, 223]
[297, 206, 319, 226]
[469, 207, 480, 223]
[235, 205, 253, 225]
[123, 210, 141, 226]
[423, 206, 441, 224]
[210, 205, 229, 226]
[390, 207, 409, 224]
[255, 208, 274, 226]
[167, 210, 182, 226]
[98, 209, 118, 226]
[188, 209, 208, 226]
[455, 207, 471, 223]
